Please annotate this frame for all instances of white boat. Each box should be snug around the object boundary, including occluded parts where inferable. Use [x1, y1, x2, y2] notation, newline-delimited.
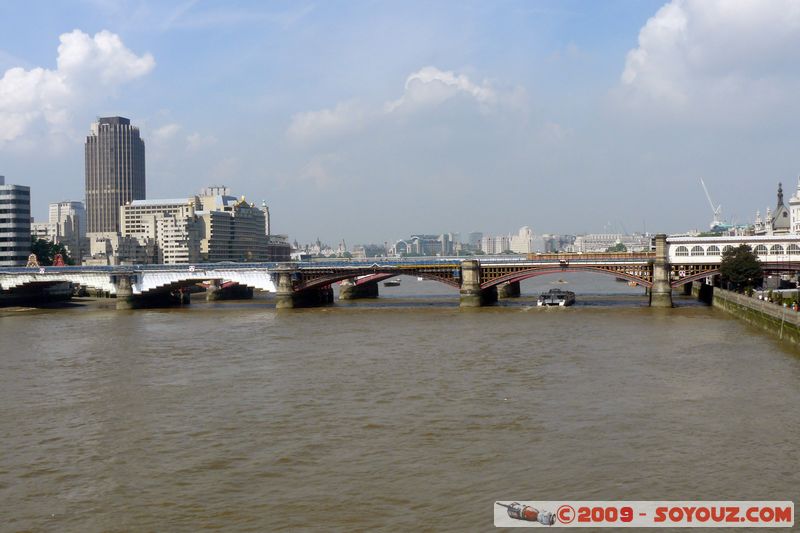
[384, 278, 401, 287]
[537, 288, 576, 307]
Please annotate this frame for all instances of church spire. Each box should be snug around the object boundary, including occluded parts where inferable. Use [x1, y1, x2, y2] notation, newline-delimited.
[778, 182, 784, 207]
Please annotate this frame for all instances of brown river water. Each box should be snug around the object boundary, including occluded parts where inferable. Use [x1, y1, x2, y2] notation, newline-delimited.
[1, 274, 798, 531]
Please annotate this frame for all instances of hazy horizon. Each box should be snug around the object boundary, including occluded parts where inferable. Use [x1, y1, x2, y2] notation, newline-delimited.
[2, 0, 799, 243]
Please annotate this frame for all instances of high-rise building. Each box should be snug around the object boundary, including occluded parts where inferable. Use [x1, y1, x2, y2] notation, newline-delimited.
[85, 116, 145, 234]
[0, 176, 31, 266]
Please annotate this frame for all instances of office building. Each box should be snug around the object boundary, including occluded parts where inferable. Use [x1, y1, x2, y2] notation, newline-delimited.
[85, 116, 145, 234]
[120, 198, 202, 264]
[197, 187, 269, 262]
[0, 176, 31, 266]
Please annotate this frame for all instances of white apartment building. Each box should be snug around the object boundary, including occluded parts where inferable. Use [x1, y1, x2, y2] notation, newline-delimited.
[196, 189, 269, 262]
[120, 198, 202, 264]
[114, 188, 270, 264]
[480, 235, 510, 254]
[571, 233, 651, 253]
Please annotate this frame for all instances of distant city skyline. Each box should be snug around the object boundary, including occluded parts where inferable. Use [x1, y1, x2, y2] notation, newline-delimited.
[2, 0, 800, 242]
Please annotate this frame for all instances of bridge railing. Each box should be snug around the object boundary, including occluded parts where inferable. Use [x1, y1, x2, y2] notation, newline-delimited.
[0, 252, 664, 275]
[525, 252, 656, 261]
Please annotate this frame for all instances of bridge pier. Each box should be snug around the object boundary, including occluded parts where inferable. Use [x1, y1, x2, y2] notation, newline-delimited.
[497, 281, 521, 299]
[339, 278, 379, 300]
[649, 233, 673, 308]
[206, 280, 222, 301]
[460, 260, 496, 307]
[206, 280, 253, 301]
[275, 270, 334, 309]
[113, 275, 136, 310]
[114, 275, 192, 309]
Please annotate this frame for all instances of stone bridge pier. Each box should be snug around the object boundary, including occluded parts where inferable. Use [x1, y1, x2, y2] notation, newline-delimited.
[274, 269, 334, 309]
[497, 281, 521, 299]
[113, 274, 190, 310]
[339, 278, 379, 300]
[650, 233, 673, 308]
[460, 260, 497, 307]
[113, 275, 136, 310]
[206, 280, 254, 301]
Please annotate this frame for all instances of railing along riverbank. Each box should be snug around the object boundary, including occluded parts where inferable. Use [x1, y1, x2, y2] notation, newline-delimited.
[710, 286, 800, 345]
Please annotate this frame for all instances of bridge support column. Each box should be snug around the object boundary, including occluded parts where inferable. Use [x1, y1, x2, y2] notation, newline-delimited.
[275, 270, 296, 309]
[339, 278, 379, 300]
[650, 233, 673, 308]
[497, 281, 521, 299]
[460, 260, 496, 307]
[207, 281, 252, 301]
[114, 275, 136, 310]
[275, 270, 334, 309]
[206, 280, 222, 301]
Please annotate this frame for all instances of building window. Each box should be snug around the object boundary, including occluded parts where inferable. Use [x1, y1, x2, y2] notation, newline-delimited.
[770, 244, 785, 255]
[787, 244, 800, 254]
[707, 246, 721, 256]
[690, 246, 704, 256]
[675, 246, 689, 256]
[754, 244, 768, 255]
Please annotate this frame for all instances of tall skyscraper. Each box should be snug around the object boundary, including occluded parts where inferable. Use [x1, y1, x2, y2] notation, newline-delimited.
[85, 116, 145, 233]
[0, 175, 31, 266]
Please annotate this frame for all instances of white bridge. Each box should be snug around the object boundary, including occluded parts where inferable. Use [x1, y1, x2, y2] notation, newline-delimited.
[0, 264, 277, 296]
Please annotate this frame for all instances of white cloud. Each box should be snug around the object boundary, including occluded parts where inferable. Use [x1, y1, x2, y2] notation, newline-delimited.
[287, 100, 369, 143]
[153, 123, 181, 143]
[287, 66, 500, 143]
[385, 66, 496, 112]
[0, 29, 155, 146]
[620, 0, 800, 113]
[186, 131, 217, 151]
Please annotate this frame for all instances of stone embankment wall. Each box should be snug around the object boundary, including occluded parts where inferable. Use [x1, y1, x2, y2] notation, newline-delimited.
[710, 286, 800, 346]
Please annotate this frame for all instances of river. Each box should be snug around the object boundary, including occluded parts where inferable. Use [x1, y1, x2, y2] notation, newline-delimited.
[1, 273, 798, 531]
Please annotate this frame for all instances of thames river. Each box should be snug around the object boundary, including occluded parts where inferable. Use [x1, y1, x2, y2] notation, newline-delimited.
[1, 274, 798, 531]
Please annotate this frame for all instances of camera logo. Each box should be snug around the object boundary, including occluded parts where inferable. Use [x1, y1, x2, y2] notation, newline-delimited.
[496, 502, 556, 526]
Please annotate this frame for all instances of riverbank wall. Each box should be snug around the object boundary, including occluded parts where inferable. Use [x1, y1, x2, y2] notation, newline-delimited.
[704, 284, 800, 345]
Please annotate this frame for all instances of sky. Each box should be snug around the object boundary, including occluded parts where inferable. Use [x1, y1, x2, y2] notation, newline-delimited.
[1, 0, 800, 244]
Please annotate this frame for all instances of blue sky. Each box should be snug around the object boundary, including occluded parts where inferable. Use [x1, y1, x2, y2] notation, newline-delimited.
[2, 0, 799, 243]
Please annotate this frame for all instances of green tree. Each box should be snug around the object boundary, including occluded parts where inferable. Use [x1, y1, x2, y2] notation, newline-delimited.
[719, 244, 762, 291]
[29, 237, 73, 266]
[606, 242, 627, 252]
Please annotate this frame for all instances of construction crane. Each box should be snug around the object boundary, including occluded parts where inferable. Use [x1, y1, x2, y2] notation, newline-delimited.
[700, 178, 724, 230]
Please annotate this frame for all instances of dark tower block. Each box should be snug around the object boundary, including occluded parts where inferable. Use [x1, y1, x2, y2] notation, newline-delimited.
[85, 116, 146, 234]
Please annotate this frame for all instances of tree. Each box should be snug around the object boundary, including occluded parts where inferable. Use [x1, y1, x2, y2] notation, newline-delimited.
[606, 242, 627, 252]
[30, 237, 73, 266]
[719, 244, 762, 291]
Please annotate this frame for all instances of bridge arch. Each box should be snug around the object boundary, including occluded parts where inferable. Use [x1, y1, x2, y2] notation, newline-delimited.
[297, 271, 460, 292]
[671, 268, 720, 287]
[480, 266, 653, 289]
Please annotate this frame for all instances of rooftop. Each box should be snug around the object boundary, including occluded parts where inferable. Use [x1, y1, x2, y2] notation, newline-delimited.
[128, 198, 192, 207]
